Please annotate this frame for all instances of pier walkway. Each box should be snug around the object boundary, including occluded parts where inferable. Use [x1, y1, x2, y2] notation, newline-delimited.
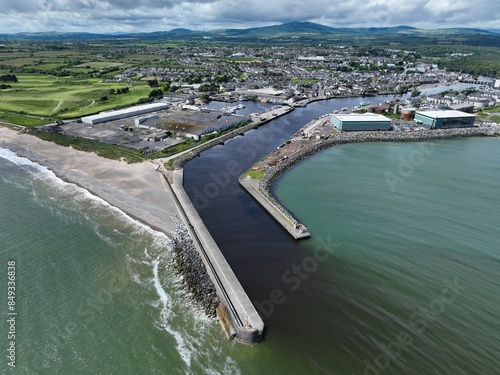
[239, 176, 310, 240]
[165, 169, 264, 344]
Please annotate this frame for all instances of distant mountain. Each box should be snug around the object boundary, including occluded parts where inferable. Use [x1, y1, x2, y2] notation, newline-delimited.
[488, 29, 500, 34]
[0, 31, 111, 40]
[0, 22, 499, 46]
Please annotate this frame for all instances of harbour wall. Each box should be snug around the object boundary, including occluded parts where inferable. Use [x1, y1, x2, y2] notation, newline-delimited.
[257, 126, 500, 236]
[163, 169, 265, 344]
[171, 106, 294, 169]
[239, 176, 310, 240]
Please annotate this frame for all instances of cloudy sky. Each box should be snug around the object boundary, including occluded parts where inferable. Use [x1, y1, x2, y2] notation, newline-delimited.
[1, 0, 499, 34]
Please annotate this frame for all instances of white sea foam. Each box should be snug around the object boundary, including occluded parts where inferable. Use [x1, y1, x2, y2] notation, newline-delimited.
[152, 257, 193, 368]
[0, 147, 170, 243]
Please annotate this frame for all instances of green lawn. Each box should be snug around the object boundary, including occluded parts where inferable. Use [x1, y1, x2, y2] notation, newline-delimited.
[485, 106, 500, 113]
[243, 168, 265, 180]
[0, 74, 152, 123]
[0, 112, 52, 126]
[490, 115, 500, 123]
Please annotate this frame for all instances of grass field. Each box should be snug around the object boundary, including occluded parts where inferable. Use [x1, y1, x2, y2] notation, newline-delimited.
[243, 168, 265, 179]
[0, 112, 51, 126]
[28, 129, 146, 163]
[0, 74, 152, 123]
[490, 115, 500, 123]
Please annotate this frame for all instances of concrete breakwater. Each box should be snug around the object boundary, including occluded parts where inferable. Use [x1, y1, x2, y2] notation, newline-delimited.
[257, 126, 500, 235]
[163, 170, 265, 344]
[239, 176, 310, 239]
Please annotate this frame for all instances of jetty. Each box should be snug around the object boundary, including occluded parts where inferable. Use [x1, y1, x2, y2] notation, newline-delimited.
[239, 176, 310, 240]
[163, 169, 264, 344]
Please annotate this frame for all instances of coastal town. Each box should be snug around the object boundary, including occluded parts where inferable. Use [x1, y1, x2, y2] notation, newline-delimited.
[3, 37, 500, 345]
[2, 7, 500, 372]
[28, 42, 500, 156]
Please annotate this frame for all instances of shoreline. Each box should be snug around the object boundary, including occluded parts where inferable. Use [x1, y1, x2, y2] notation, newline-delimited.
[0, 126, 178, 237]
[0, 125, 264, 344]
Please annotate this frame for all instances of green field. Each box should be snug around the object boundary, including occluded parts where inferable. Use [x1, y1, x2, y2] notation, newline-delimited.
[490, 115, 500, 123]
[243, 168, 265, 179]
[0, 74, 152, 123]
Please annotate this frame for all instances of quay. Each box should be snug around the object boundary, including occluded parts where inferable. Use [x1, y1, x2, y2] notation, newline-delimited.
[239, 176, 310, 240]
[164, 169, 265, 344]
[169, 105, 294, 169]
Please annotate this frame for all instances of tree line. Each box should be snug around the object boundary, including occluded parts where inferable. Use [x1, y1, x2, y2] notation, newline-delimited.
[0, 74, 18, 82]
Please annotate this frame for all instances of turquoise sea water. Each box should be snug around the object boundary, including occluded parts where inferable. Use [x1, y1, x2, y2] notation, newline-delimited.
[0, 149, 241, 374]
[273, 137, 500, 374]
[2, 136, 500, 374]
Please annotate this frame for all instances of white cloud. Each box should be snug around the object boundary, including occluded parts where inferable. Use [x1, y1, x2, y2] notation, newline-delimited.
[1, 0, 500, 33]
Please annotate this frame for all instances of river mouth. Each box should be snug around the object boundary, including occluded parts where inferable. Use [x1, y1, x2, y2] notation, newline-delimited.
[183, 96, 396, 316]
[183, 95, 500, 374]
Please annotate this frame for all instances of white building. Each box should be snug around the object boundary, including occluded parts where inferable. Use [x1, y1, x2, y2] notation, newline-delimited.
[81, 103, 168, 125]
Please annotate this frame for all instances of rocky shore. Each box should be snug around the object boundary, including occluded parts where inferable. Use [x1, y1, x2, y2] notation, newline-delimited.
[258, 126, 500, 231]
[169, 216, 219, 317]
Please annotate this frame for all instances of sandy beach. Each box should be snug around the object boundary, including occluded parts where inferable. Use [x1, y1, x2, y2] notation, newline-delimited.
[0, 126, 177, 237]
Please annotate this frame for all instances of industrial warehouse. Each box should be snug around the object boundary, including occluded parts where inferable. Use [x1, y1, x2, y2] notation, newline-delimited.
[45, 102, 251, 153]
[414, 110, 476, 129]
[81, 103, 169, 125]
[331, 113, 392, 131]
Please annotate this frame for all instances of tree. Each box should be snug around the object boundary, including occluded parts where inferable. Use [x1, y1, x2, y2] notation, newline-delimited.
[0, 74, 18, 83]
[148, 89, 163, 98]
[147, 79, 159, 87]
[198, 83, 219, 92]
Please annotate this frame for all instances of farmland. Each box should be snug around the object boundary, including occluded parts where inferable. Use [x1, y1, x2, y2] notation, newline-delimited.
[0, 42, 172, 125]
[0, 74, 151, 122]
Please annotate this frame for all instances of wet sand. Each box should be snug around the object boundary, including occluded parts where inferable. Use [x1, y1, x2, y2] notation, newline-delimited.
[0, 126, 177, 236]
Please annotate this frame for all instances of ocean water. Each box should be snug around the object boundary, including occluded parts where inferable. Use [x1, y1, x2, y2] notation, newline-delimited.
[2, 132, 500, 374]
[272, 137, 500, 375]
[0, 149, 242, 375]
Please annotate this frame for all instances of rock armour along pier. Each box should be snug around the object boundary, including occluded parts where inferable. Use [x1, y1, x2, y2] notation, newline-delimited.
[239, 176, 310, 239]
[248, 126, 500, 239]
[163, 169, 265, 344]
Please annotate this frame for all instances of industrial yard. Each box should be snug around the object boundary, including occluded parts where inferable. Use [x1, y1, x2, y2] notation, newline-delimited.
[38, 103, 250, 154]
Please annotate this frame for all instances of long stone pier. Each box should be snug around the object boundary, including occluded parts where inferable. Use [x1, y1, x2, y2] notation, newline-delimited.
[164, 169, 264, 344]
[239, 176, 310, 240]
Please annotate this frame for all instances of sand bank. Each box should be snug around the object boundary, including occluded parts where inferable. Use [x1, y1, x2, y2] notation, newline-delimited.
[0, 126, 177, 236]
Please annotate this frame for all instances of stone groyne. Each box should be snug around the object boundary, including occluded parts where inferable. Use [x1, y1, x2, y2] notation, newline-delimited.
[257, 126, 500, 235]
